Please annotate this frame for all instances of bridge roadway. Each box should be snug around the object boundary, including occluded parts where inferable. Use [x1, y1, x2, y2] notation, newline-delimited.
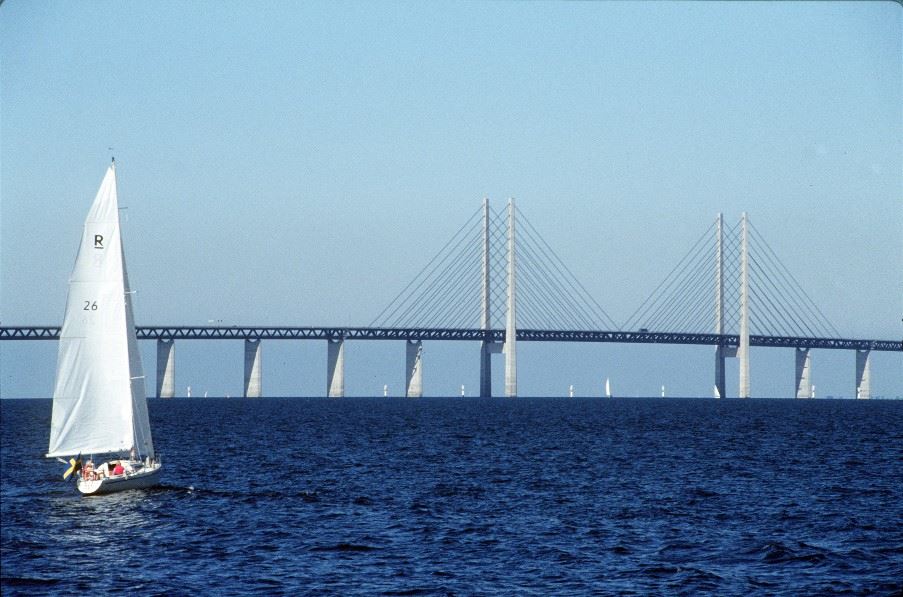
[1, 326, 900, 351]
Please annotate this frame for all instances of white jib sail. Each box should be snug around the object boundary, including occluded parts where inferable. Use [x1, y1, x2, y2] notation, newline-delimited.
[47, 163, 154, 459]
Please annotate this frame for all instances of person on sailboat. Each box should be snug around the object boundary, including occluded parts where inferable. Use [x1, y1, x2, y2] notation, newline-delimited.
[112, 461, 125, 476]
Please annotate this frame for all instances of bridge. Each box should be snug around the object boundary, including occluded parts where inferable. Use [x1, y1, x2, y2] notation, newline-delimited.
[2, 200, 899, 398]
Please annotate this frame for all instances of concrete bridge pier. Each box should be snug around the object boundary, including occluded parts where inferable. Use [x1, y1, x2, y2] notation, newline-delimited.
[406, 340, 423, 398]
[156, 339, 175, 398]
[714, 347, 728, 399]
[478, 197, 495, 398]
[504, 198, 518, 398]
[244, 339, 262, 398]
[738, 212, 750, 398]
[795, 348, 812, 399]
[855, 349, 871, 399]
[480, 341, 502, 397]
[327, 338, 345, 397]
[714, 214, 725, 399]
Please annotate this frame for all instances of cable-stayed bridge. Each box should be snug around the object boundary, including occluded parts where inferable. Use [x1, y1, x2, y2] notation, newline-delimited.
[2, 200, 899, 398]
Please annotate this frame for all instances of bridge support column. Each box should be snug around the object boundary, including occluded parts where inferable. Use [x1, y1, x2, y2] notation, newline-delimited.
[156, 339, 175, 399]
[795, 348, 812, 399]
[327, 339, 345, 398]
[480, 341, 502, 397]
[244, 339, 262, 398]
[479, 197, 494, 398]
[480, 342, 492, 398]
[855, 350, 871, 399]
[406, 340, 423, 398]
[504, 198, 517, 397]
[714, 213, 725, 399]
[714, 347, 725, 399]
[738, 212, 750, 398]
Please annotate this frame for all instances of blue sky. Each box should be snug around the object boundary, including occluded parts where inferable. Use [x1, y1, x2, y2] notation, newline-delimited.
[1, 1, 900, 398]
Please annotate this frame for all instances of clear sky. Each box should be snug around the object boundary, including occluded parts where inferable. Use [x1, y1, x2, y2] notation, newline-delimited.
[1, 1, 900, 398]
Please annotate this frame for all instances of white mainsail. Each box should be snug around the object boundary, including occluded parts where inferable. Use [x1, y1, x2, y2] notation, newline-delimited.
[605, 377, 611, 398]
[47, 163, 154, 459]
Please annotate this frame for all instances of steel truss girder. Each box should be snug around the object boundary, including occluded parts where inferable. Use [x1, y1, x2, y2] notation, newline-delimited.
[1, 326, 899, 352]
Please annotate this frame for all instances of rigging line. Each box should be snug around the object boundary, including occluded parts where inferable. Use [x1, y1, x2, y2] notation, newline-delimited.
[754, 229, 840, 337]
[370, 205, 482, 324]
[515, 253, 585, 329]
[518, 231, 616, 329]
[387, 236, 481, 327]
[435, 276, 483, 329]
[387, 224, 483, 321]
[681, 291, 716, 334]
[747, 244, 822, 337]
[515, 234, 591, 323]
[372, 208, 482, 325]
[516, 247, 592, 328]
[747, 255, 807, 336]
[660, 270, 714, 331]
[516, 207, 620, 329]
[641, 250, 714, 330]
[392, 237, 483, 327]
[519, 300, 555, 330]
[691, 288, 722, 333]
[748, 223, 839, 336]
[516, 238, 605, 328]
[517, 290, 557, 329]
[746, 228, 816, 321]
[750, 259, 818, 337]
[750, 290, 790, 337]
[723, 299, 741, 326]
[652, 270, 714, 333]
[748, 257, 813, 337]
[517, 231, 616, 330]
[653, 241, 719, 326]
[518, 265, 585, 329]
[427, 261, 483, 328]
[516, 241, 602, 328]
[746, 283, 783, 336]
[622, 221, 717, 329]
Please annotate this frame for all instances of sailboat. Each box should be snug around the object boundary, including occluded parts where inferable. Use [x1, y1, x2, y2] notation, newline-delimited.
[605, 378, 612, 398]
[46, 160, 162, 495]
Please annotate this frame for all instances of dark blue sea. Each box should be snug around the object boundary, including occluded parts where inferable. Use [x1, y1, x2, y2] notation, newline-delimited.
[2, 398, 902, 595]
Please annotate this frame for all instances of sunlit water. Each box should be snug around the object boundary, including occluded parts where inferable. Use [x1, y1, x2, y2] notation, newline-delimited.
[2, 398, 902, 595]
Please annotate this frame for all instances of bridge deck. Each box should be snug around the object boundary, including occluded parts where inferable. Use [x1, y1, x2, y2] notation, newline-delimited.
[1, 326, 899, 351]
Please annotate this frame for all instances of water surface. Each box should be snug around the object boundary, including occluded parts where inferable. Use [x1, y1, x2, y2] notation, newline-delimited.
[2, 398, 902, 595]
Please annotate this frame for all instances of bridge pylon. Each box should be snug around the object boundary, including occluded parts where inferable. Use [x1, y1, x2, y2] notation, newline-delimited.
[479, 197, 496, 397]
[504, 198, 518, 398]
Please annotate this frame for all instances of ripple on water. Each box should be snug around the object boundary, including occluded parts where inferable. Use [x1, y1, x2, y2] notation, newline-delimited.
[3, 398, 903, 594]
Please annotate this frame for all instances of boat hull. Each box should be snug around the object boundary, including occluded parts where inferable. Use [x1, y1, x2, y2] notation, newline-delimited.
[78, 463, 162, 496]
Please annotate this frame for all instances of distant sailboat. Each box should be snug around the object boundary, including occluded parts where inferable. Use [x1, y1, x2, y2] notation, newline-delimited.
[569, 384, 574, 398]
[47, 161, 162, 495]
[605, 378, 612, 399]
[187, 385, 192, 398]
[661, 385, 666, 398]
